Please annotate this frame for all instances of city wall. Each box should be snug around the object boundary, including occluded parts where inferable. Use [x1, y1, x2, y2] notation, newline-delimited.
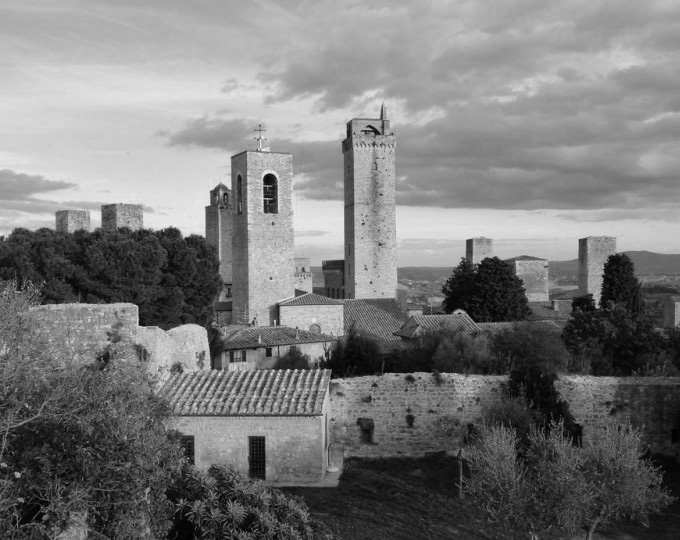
[329, 372, 680, 458]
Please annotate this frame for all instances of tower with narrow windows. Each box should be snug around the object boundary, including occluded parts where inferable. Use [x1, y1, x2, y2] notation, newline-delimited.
[231, 148, 294, 325]
[343, 105, 397, 299]
[205, 183, 233, 298]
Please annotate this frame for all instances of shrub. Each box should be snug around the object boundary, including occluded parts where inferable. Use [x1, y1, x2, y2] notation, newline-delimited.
[273, 346, 311, 369]
[432, 332, 494, 374]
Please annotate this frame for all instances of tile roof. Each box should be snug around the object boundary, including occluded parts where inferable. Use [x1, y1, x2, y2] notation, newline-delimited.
[162, 369, 331, 416]
[343, 298, 408, 343]
[394, 312, 479, 339]
[279, 292, 344, 306]
[220, 325, 336, 350]
[504, 255, 548, 262]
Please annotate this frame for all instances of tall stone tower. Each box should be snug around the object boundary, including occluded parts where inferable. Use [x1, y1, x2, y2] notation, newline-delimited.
[101, 204, 143, 231]
[231, 149, 294, 325]
[56, 210, 90, 233]
[343, 105, 397, 299]
[466, 237, 493, 265]
[578, 236, 616, 306]
[205, 183, 234, 296]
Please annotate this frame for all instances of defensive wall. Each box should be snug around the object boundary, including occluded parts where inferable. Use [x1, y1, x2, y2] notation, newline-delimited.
[30, 303, 209, 386]
[329, 372, 680, 458]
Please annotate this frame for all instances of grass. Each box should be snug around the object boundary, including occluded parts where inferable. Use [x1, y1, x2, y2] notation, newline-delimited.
[283, 453, 680, 540]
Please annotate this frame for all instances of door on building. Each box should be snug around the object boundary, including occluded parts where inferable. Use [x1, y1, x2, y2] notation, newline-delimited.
[248, 436, 266, 480]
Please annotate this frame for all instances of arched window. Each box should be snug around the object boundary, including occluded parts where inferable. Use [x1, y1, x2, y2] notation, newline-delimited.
[236, 175, 243, 214]
[223, 192, 229, 205]
[309, 324, 321, 334]
[263, 174, 278, 214]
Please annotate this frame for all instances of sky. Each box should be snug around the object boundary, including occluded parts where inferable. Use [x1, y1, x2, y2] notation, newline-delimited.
[1, 0, 679, 267]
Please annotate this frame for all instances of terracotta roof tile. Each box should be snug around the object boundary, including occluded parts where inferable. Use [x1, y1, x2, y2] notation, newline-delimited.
[221, 326, 337, 350]
[394, 312, 480, 339]
[161, 369, 331, 416]
[343, 298, 407, 343]
[279, 293, 344, 306]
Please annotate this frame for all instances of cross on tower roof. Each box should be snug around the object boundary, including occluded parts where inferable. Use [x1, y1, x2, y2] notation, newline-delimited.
[254, 124, 267, 151]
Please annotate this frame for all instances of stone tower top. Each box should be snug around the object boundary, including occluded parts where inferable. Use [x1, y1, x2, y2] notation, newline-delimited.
[55, 210, 90, 233]
[344, 107, 394, 142]
[101, 204, 143, 231]
[209, 183, 231, 207]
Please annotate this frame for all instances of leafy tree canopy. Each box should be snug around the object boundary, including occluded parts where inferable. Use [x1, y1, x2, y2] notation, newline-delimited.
[600, 253, 642, 311]
[441, 257, 531, 322]
[0, 227, 221, 329]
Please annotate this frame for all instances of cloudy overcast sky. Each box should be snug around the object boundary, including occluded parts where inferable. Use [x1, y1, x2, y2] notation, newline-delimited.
[1, 0, 679, 266]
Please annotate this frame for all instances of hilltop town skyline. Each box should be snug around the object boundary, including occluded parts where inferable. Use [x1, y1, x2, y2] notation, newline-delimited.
[2, 1, 680, 266]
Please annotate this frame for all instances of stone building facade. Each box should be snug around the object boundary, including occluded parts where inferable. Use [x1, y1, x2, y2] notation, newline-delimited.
[578, 236, 616, 305]
[505, 255, 549, 302]
[293, 257, 313, 293]
[664, 296, 680, 328]
[322, 259, 345, 299]
[278, 293, 345, 336]
[205, 183, 234, 297]
[465, 237, 493, 264]
[101, 203, 144, 231]
[231, 150, 294, 325]
[55, 210, 90, 233]
[343, 105, 397, 300]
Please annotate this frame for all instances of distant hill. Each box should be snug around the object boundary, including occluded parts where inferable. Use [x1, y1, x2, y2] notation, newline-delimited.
[314, 252, 680, 289]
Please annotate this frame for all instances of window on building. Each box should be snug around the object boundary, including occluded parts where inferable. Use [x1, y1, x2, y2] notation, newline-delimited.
[180, 435, 195, 465]
[263, 174, 278, 214]
[230, 350, 247, 363]
[223, 192, 229, 205]
[248, 436, 266, 480]
[236, 175, 243, 214]
[309, 324, 321, 334]
[265, 347, 272, 358]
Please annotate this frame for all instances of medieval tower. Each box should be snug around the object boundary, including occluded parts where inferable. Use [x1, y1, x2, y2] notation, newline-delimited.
[205, 183, 234, 298]
[578, 236, 617, 306]
[343, 105, 397, 299]
[231, 145, 294, 325]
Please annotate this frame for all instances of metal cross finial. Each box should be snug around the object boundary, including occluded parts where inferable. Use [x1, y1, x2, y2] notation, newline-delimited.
[254, 124, 267, 151]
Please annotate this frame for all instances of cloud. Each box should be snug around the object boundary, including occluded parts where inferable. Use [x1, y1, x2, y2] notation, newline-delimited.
[0, 169, 76, 200]
[294, 229, 328, 238]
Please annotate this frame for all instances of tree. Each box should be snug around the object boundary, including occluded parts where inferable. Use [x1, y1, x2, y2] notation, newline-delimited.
[0, 280, 184, 538]
[432, 332, 494, 374]
[466, 422, 674, 540]
[600, 253, 641, 310]
[321, 325, 382, 377]
[442, 257, 530, 322]
[0, 227, 221, 329]
[273, 346, 311, 369]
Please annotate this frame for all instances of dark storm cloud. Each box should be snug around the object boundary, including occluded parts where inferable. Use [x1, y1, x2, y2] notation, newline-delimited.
[0, 169, 76, 200]
[164, 1, 680, 214]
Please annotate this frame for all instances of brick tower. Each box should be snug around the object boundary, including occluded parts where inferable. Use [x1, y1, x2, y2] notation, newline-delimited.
[231, 145, 294, 325]
[205, 183, 234, 297]
[55, 210, 90, 233]
[101, 204, 143, 231]
[578, 236, 616, 306]
[343, 105, 397, 299]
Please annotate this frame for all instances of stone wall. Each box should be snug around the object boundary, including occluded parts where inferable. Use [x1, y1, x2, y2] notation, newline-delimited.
[512, 258, 549, 302]
[31, 303, 139, 361]
[330, 373, 680, 458]
[170, 413, 328, 483]
[101, 203, 144, 231]
[279, 303, 345, 336]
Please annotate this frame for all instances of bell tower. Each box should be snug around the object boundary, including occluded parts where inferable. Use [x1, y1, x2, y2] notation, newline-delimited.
[231, 132, 294, 325]
[343, 105, 397, 299]
[205, 183, 233, 298]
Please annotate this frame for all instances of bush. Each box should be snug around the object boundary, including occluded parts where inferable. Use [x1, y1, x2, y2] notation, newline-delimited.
[273, 346, 311, 369]
[433, 332, 495, 374]
[321, 325, 382, 377]
[168, 464, 328, 539]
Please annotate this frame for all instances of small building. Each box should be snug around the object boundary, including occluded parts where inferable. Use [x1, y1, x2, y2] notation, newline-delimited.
[279, 292, 345, 336]
[215, 325, 337, 370]
[163, 369, 332, 484]
[664, 296, 680, 328]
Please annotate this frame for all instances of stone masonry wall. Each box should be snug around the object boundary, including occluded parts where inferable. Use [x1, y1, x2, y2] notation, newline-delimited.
[31, 303, 139, 361]
[279, 304, 345, 336]
[171, 414, 327, 483]
[330, 373, 680, 458]
[205, 185, 234, 286]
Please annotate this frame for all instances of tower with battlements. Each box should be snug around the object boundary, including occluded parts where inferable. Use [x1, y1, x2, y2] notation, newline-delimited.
[205, 183, 234, 297]
[231, 143, 294, 325]
[343, 105, 397, 299]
